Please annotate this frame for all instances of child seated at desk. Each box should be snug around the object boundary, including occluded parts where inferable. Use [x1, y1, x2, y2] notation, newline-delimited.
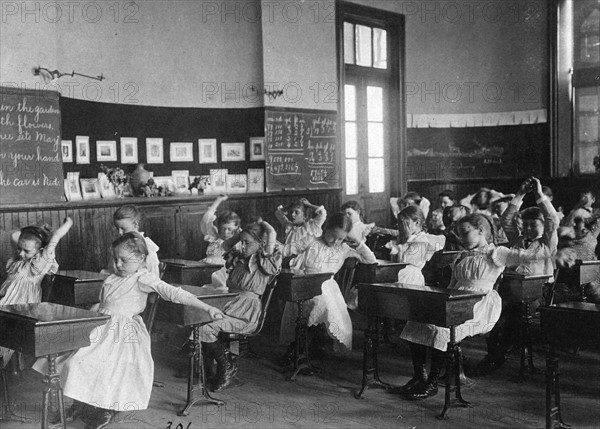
[275, 197, 327, 245]
[397, 213, 550, 400]
[200, 194, 241, 288]
[341, 200, 374, 243]
[476, 177, 559, 375]
[198, 220, 281, 391]
[102, 205, 160, 277]
[279, 212, 376, 358]
[386, 206, 442, 286]
[0, 218, 73, 368]
[33, 232, 224, 429]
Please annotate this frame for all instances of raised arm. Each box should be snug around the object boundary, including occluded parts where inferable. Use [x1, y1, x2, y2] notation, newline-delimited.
[42, 218, 73, 260]
[532, 178, 559, 252]
[201, 195, 228, 238]
[260, 220, 277, 255]
[275, 205, 292, 229]
[501, 179, 531, 246]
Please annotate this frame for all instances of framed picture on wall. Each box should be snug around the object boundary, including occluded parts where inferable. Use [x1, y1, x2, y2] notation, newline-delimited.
[247, 168, 265, 192]
[198, 139, 217, 164]
[170, 142, 194, 162]
[80, 178, 101, 200]
[249, 137, 265, 161]
[172, 170, 190, 193]
[120, 137, 138, 164]
[146, 138, 164, 164]
[61, 140, 73, 162]
[209, 169, 228, 194]
[221, 142, 245, 162]
[76, 136, 90, 164]
[64, 172, 82, 201]
[226, 174, 247, 193]
[96, 140, 117, 162]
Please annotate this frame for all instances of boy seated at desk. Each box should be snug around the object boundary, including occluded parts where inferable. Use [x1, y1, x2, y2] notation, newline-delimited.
[475, 177, 559, 375]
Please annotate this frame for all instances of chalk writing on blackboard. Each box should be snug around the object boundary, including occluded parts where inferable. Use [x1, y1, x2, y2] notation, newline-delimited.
[0, 87, 64, 204]
[265, 110, 338, 191]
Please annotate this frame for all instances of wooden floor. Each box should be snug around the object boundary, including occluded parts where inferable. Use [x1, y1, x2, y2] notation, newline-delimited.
[3, 310, 600, 429]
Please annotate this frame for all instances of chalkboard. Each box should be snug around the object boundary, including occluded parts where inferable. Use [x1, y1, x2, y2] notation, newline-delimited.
[265, 109, 339, 192]
[0, 87, 64, 204]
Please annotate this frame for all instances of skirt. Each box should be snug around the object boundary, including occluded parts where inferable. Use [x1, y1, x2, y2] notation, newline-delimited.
[33, 311, 153, 411]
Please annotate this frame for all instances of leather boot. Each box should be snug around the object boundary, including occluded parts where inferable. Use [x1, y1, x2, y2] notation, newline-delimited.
[389, 343, 427, 394]
[209, 340, 238, 392]
[409, 348, 444, 400]
[83, 407, 115, 429]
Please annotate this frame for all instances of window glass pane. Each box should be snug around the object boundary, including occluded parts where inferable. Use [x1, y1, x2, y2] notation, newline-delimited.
[345, 122, 357, 158]
[344, 22, 355, 64]
[574, 86, 599, 174]
[344, 85, 356, 121]
[368, 158, 385, 193]
[578, 8, 600, 66]
[346, 159, 358, 195]
[368, 122, 384, 157]
[367, 86, 383, 122]
[355, 25, 372, 67]
[373, 28, 387, 69]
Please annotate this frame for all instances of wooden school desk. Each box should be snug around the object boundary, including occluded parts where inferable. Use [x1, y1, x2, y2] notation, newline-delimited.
[356, 282, 486, 420]
[540, 302, 600, 429]
[155, 285, 239, 415]
[43, 271, 109, 307]
[499, 271, 552, 381]
[161, 259, 223, 286]
[0, 303, 110, 429]
[276, 269, 333, 381]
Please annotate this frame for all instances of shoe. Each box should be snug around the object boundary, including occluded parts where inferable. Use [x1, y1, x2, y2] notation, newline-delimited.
[474, 356, 505, 376]
[66, 400, 86, 422]
[408, 379, 439, 400]
[84, 409, 115, 429]
[208, 340, 238, 391]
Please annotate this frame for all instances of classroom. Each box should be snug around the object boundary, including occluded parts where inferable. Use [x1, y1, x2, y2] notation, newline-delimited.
[0, 1, 599, 428]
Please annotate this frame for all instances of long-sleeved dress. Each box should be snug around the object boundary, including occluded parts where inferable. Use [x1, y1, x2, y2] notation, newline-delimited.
[33, 270, 210, 411]
[199, 248, 282, 343]
[400, 243, 550, 351]
[276, 205, 327, 245]
[280, 237, 376, 351]
[386, 231, 444, 285]
[0, 244, 59, 367]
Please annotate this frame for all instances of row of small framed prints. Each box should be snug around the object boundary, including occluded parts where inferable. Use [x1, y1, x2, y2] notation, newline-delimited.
[63, 169, 265, 201]
[62, 136, 266, 165]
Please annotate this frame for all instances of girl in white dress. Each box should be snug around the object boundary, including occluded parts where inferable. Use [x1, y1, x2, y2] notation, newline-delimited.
[0, 218, 73, 368]
[34, 232, 224, 429]
[104, 205, 160, 277]
[399, 213, 551, 400]
[280, 213, 376, 354]
[387, 206, 443, 285]
[340, 200, 375, 244]
[275, 197, 327, 245]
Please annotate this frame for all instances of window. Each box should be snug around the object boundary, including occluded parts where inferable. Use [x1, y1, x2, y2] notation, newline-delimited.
[338, 3, 405, 227]
[573, 2, 599, 174]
